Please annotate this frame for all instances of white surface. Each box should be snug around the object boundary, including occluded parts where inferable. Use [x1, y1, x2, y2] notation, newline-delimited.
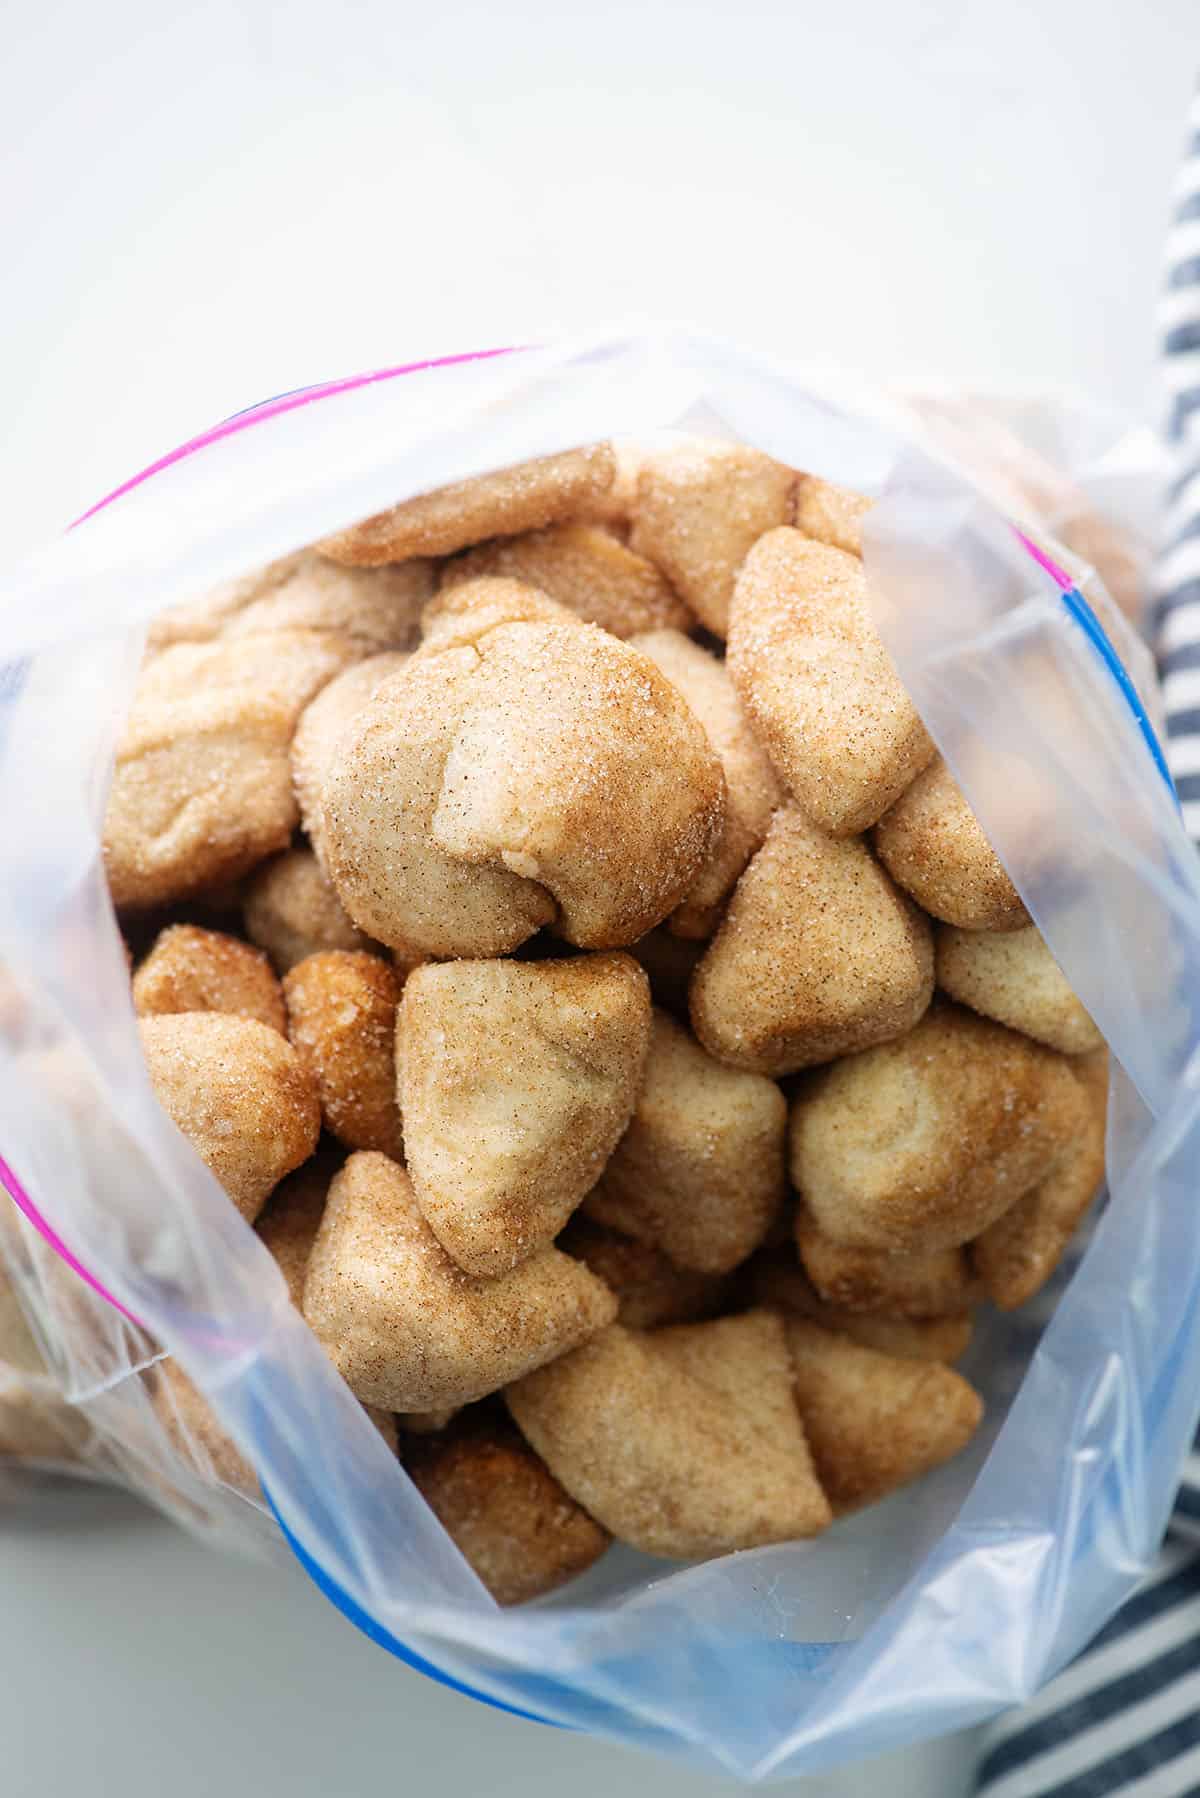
[0, 1484, 981, 1798]
[0, 1, 1193, 1793]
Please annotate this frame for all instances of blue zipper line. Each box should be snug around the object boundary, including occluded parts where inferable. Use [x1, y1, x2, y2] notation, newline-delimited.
[1060, 584, 1179, 803]
[219, 384, 323, 424]
[262, 1484, 565, 1728]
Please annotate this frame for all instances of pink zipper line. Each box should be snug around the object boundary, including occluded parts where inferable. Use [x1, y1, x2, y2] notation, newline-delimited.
[0, 1151, 143, 1327]
[1015, 528, 1073, 590]
[8, 343, 524, 1327]
[70, 344, 524, 528]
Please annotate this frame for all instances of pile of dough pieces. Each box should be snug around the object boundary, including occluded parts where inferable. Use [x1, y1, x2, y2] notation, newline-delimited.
[104, 438, 1107, 1604]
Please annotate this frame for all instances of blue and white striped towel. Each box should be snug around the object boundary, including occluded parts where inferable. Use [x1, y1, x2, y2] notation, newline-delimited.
[973, 84, 1200, 1798]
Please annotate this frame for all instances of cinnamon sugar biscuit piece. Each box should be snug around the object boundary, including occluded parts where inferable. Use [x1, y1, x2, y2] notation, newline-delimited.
[156, 1355, 396, 1484]
[398, 955, 650, 1277]
[153, 1360, 258, 1494]
[406, 1418, 610, 1604]
[148, 551, 433, 654]
[133, 631, 357, 713]
[422, 597, 725, 949]
[651, 1310, 816, 1453]
[790, 1003, 1090, 1254]
[558, 1217, 727, 1329]
[442, 523, 690, 638]
[367, 1410, 400, 1454]
[506, 1320, 831, 1559]
[690, 808, 933, 1075]
[728, 529, 934, 835]
[630, 442, 794, 636]
[139, 1013, 320, 1222]
[284, 952, 405, 1160]
[292, 653, 410, 868]
[873, 757, 1028, 931]
[793, 473, 871, 557]
[936, 923, 1102, 1055]
[255, 1160, 397, 1448]
[322, 583, 724, 958]
[322, 642, 555, 961]
[302, 1153, 617, 1412]
[319, 446, 616, 565]
[0, 1379, 90, 1462]
[133, 924, 286, 1034]
[417, 575, 574, 653]
[972, 1052, 1108, 1309]
[0, 1243, 46, 1377]
[749, 1257, 972, 1362]
[256, 1158, 335, 1305]
[573, 439, 644, 532]
[254, 1161, 398, 1449]
[794, 1216, 980, 1317]
[244, 848, 373, 974]
[584, 1007, 784, 1274]
[631, 629, 783, 936]
[105, 632, 355, 908]
[782, 1317, 983, 1513]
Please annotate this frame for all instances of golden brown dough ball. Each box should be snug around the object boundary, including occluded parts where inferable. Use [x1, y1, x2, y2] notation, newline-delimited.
[0, 1238, 47, 1378]
[321, 583, 725, 959]
[244, 848, 373, 974]
[105, 632, 355, 909]
[630, 441, 794, 635]
[152, 1360, 259, 1494]
[689, 808, 933, 1075]
[139, 1013, 320, 1221]
[405, 1417, 610, 1604]
[558, 1217, 727, 1330]
[793, 474, 871, 556]
[292, 653, 410, 869]
[572, 439, 644, 532]
[283, 952, 405, 1161]
[936, 924, 1103, 1055]
[322, 641, 553, 961]
[319, 446, 616, 565]
[789, 1003, 1090, 1255]
[413, 589, 725, 953]
[630, 628, 783, 937]
[133, 924, 285, 1034]
[584, 1008, 785, 1274]
[873, 757, 1028, 931]
[727, 529, 934, 835]
[782, 1317, 983, 1514]
[971, 1051, 1108, 1309]
[254, 1159, 398, 1449]
[398, 955, 650, 1277]
[255, 1157, 335, 1306]
[794, 1216, 981, 1317]
[416, 575, 574, 653]
[302, 1152, 617, 1413]
[749, 1256, 972, 1362]
[441, 522, 690, 638]
[148, 551, 433, 654]
[133, 630, 357, 716]
[0, 1379, 91, 1462]
[506, 1316, 830, 1560]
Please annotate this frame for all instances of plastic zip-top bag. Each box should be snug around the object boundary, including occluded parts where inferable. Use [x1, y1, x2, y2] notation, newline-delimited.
[0, 330, 1197, 1781]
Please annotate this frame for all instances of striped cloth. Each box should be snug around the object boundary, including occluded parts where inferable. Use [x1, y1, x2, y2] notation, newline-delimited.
[974, 85, 1200, 1798]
